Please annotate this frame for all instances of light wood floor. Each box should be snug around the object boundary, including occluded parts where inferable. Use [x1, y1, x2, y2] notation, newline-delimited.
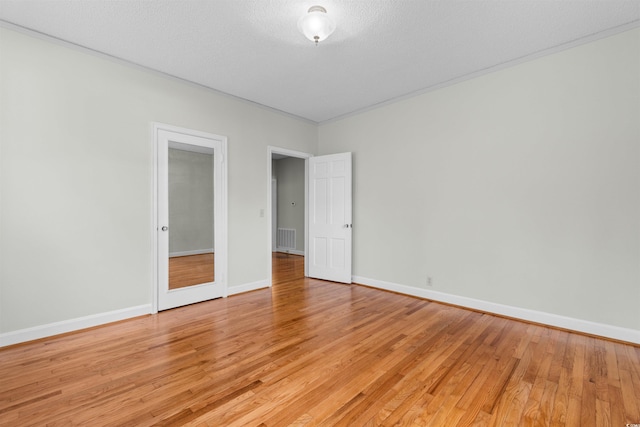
[1, 253, 639, 426]
[169, 253, 215, 289]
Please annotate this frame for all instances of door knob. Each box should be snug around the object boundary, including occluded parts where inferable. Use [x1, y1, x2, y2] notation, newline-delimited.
[161, 226, 168, 231]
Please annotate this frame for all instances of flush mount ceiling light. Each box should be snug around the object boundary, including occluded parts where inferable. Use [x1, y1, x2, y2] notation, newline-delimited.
[298, 5, 336, 46]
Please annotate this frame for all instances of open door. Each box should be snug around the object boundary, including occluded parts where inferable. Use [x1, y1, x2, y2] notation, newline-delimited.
[308, 152, 352, 283]
[155, 124, 227, 311]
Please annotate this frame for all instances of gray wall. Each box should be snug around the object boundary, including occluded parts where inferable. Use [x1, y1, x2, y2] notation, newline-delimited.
[168, 148, 214, 255]
[0, 26, 317, 333]
[274, 157, 305, 252]
[1, 24, 638, 340]
[318, 28, 640, 332]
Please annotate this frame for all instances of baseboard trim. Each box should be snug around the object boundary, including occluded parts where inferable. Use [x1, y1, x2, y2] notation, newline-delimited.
[0, 304, 152, 348]
[169, 249, 214, 258]
[227, 279, 270, 296]
[276, 248, 304, 256]
[352, 276, 640, 345]
[5, 278, 634, 347]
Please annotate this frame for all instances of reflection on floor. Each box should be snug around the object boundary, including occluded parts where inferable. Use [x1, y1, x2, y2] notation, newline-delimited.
[272, 251, 305, 285]
[169, 253, 214, 289]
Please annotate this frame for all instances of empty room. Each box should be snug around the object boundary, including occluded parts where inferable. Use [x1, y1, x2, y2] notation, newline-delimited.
[0, 1, 639, 426]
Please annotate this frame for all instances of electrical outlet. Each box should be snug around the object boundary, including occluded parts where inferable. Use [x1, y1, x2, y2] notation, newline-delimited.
[426, 276, 433, 287]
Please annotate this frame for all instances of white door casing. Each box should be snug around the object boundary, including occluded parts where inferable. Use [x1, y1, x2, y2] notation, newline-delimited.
[154, 124, 227, 311]
[308, 152, 352, 283]
[272, 178, 277, 251]
[267, 146, 312, 284]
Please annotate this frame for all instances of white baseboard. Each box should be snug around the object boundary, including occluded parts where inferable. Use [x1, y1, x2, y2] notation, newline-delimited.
[5, 278, 635, 347]
[276, 248, 304, 256]
[169, 249, 214, 258]
[1, 279, 269, 347]
[352, 276, 640, 345]
[0, 304, 152, 348]
[227, 279, 270, 296]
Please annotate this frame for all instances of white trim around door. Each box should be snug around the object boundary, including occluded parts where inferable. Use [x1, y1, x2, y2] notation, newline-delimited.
[267, 146, 312, 285]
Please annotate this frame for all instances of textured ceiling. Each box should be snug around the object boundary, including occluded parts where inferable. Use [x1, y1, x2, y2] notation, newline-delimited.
[1, 1, 639, 123]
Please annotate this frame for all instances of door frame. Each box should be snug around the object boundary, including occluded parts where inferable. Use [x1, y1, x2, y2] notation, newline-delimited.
[271, 178, 277, 251]
[267, 146, 312, 285]
[152, 122, 228, 313]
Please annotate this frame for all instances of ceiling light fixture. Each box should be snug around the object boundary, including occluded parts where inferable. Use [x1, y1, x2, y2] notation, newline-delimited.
[298, 5, 336, 46]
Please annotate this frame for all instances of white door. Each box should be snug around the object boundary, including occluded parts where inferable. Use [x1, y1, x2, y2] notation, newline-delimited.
[155, 125, 227, 311]
[308, 152, 352, 283]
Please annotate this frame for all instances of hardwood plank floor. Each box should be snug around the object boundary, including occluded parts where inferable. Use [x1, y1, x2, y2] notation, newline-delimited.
[1, 252, 639, 426]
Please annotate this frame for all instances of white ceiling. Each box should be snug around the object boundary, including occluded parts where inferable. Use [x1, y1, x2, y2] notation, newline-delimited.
[1, 1, 639, 123]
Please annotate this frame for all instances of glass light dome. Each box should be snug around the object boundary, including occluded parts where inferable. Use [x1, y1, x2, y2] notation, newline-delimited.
[298, 6, 336, 45]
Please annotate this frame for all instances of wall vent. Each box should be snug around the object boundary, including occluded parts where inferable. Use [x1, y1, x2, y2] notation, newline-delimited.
[277, 228, 296, 250]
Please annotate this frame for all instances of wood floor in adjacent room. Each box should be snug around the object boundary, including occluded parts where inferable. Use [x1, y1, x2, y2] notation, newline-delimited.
[1, 253, 639, 426]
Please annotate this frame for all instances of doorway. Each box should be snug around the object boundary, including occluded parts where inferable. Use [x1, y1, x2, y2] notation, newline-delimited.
[267, 148, 353, 285]
[267, 147, 311, 284]
[153, 123, 227, 312]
